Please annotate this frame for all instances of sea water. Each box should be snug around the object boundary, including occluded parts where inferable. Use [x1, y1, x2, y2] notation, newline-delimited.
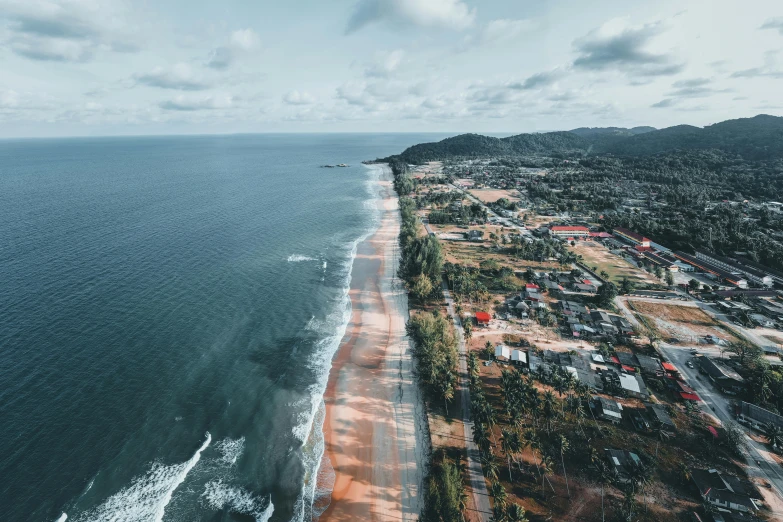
[0, 133, 448, 522]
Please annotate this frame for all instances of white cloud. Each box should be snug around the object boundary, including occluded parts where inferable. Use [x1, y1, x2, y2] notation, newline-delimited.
[572, 18, 684, 77]
[480, 18, 535, 44]
[0, 90, 20, 108]
[346, 0, 475, 33]
[159, 94, 234, 111]
[135, 64, 211, 91]
[206, 28, 261, 70]
[283, 90, 315, 105]
[0, 0, 139, 62]
[364, 49, 405, 78]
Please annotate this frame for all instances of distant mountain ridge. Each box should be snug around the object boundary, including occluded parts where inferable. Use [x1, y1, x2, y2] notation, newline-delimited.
[385, 114, 783, 163]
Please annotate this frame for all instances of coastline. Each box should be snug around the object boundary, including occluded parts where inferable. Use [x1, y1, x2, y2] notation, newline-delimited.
[317, 164, 429, 521]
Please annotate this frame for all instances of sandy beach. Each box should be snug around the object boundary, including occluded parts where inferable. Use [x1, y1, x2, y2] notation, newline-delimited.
[318, 164, 429, 521]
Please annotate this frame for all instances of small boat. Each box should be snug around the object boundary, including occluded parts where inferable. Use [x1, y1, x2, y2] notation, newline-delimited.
[320, 164, 335, 168]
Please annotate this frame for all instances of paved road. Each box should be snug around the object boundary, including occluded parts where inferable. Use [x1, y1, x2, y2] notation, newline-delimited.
[423, 219, 491, 521]
[660, 344, 783, 501]
[615, 297, 783, 505]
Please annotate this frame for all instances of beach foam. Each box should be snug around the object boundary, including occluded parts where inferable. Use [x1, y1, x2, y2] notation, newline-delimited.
[291, 164, 387, 521]
[214, 437, 244, 466]
[69, 432, 211, 522]
[202, 480, 274, 522]
[287, 254, 316, 262]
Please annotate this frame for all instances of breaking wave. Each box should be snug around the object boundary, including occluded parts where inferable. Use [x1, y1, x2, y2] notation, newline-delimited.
[68, 432, 211, 522]
[287, 254, 316, 262]
[202, 481, 274, 522]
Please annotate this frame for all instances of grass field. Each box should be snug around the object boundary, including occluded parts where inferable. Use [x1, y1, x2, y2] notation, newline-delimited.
[571, 242, 659, 285]
[468, 188, 520, 204]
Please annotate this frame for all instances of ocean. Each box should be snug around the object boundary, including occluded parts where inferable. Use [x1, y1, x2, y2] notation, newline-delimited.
[0, 133, 448, 522]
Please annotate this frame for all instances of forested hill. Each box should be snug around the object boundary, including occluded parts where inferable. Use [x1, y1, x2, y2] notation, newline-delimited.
[386, 131, 589, 163]
[603, 115, 783, 160]
[382, 114, 783, 164]
[569, 126, 657, 150]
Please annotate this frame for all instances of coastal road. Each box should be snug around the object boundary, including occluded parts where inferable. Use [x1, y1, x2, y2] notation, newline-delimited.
[424, 220, 491, 521]
[615, 297, 783, 508]
[660, 344, 783, 505]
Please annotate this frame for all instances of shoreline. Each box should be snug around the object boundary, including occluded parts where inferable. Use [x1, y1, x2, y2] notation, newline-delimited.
[317, 164, 429, 521]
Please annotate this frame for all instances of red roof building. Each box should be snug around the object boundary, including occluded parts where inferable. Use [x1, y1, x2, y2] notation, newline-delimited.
[614, 227, 651, 247]
[475, 312, 491, 326]
[662, 362, 678, 372]
[525, 283, 539, 289]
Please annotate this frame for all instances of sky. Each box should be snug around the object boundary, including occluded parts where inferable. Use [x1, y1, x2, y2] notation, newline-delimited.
[1, 0, 782, 137]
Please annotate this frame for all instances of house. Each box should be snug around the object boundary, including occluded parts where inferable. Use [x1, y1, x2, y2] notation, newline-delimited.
[736, 401, 783, 431]
[604, 449, 643, 483]
[691, 468, 762, 513]
[574, 283, 597, 294]
[495, 344, 511, 360]
[542, 279, 563, 292]
[468, 230, 484, 241]
[749, 313, 774, 328]
[699, 357, 745, 395]
[511, 349, 527, 366]
[591, 396, 623, 424]
[614, 227, 651, 247]
[590, 310, 611, 324]
[475, 311, 491, 326]
[645, 403, 676, 432]
[636, 354, 664, 375]
[549, 225, 590, 237]
[619, 372, 649, 399]
[616, 351, 640, 370]
[611, 315, 635, 335]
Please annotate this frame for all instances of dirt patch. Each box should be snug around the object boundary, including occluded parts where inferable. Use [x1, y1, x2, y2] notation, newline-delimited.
[571, 241, 659, 285]
[630, 301, 741, 344]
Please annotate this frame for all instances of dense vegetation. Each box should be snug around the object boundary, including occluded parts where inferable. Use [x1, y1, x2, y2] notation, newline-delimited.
[382, 114, 783, 165]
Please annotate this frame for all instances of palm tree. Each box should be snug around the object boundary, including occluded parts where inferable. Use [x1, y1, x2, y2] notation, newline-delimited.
[540, 455, 555, 498]
[558, 435, 571, 499]
[764, 422, 783, 450]
[500, 429, 515, 480]
[490, 481, 507, 511]
[482, 453, 500, 482]
[595, 459, 613, 522]
[542, 391, 557, 433]
[506, 503, 528, 522]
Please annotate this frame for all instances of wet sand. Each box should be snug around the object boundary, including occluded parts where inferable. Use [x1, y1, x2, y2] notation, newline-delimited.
[319, 165, 429, 521]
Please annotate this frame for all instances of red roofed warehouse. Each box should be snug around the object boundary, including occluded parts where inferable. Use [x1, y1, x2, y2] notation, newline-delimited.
[549, 226, 590, 237]
[614, 227, 651, 248]
[475, 312, 491, 326]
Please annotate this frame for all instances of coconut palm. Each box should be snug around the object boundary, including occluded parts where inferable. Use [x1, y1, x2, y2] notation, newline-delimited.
[500, 429, 516, 480]
[490, 481, 507, 511]
[557, 434, 571, 499]
[506, 503, 528, 522]
[482, 453, 500, 482]
[764, 422, 783, 450]
[594, 458, 613, 522]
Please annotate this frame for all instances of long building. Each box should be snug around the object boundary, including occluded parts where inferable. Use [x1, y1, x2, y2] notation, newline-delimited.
[639, 250, 679, 272]
[672, 251, 748, 288]
[549, 225, 590, 237]
[614, 227, 651, 247]
[695, 250, 773, 287]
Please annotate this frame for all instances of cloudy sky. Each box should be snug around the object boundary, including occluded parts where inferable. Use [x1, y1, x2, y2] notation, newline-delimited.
[1, 0, 782, 137]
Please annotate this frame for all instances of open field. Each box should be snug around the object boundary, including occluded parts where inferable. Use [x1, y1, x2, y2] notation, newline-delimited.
[467, 188, 520, 204]
[410, 161, 443, 178]
[440, 239, 559, 272]
[571, 241, 659, 285]
[629, 300, 741, 344]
